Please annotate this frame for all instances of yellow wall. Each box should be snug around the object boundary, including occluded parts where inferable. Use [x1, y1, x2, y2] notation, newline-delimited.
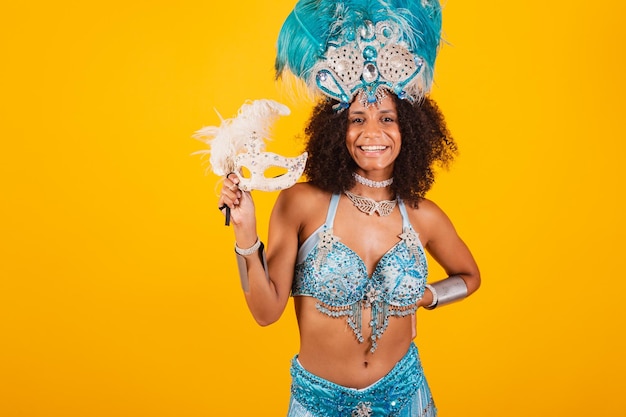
[1, 1, 625, 416]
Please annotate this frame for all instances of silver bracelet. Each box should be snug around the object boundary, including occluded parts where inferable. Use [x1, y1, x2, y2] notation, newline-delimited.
[235, 237, 261, 256]
[234, 240, 268, 292]
[424, 275, 468, 310]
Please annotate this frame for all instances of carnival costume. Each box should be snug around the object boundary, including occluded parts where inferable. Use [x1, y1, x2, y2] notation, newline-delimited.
[288, 343, 436, 417]
[293, 193, 428, 353]
[289, 193, 436, 416]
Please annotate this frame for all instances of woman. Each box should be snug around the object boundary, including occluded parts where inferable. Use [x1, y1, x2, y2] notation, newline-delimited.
[217, 94, 480, 417]
[217, 1, 480, 415]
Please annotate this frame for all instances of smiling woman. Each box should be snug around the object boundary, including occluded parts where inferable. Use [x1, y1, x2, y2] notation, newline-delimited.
[215, 0, 480, 415]
[304, 94, 457, 206]
[219, 94, 480, 415]
[345, 95, 402, 175]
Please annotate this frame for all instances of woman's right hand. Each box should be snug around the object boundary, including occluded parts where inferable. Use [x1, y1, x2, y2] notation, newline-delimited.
[218, 173, 257, 235]
[218, 172, 242, 210]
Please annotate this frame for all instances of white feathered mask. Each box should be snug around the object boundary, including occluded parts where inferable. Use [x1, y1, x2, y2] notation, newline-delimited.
[193, 99, 308, 192]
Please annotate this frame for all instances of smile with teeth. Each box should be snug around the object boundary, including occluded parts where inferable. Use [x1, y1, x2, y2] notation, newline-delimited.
[360, 145, 387, 151]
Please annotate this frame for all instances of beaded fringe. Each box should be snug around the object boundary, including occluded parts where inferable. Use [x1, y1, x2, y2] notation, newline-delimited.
[317, 299, 417, 353]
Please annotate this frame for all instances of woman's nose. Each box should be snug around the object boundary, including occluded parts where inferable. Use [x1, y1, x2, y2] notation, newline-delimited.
[362, 120, 382, 139]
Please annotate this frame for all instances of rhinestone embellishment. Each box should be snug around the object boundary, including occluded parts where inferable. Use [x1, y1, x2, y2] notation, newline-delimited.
[352, 402, 373, 417]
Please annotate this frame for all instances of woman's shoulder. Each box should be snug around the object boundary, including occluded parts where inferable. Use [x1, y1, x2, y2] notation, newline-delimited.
[279, 182, 329, 202]
[404, 198, 453, 238]
[404, 197, 442, 217]
[271, 183, 333, 242]
[274, 182, 332, 218]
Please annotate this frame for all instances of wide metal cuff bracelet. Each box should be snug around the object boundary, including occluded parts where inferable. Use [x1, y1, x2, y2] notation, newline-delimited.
[424, 275, 468, 310]
[235, 241, 268, 292]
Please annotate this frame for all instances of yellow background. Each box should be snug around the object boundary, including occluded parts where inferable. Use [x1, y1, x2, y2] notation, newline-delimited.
[1, 1, 625, 416]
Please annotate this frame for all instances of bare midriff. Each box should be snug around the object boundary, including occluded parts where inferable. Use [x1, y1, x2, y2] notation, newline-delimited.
[294, 296, 414, 389]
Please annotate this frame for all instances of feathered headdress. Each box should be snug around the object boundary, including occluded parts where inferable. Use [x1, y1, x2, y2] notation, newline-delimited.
[275, 0, 442, 110]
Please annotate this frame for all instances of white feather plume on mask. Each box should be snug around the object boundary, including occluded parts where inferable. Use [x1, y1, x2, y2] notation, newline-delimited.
[193, 99, 291, 177]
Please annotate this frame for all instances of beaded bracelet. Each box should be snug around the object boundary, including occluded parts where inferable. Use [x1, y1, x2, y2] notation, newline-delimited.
[234, 237, 261, 256]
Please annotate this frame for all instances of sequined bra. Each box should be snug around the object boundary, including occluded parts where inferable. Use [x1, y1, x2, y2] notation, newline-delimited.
[292, 193, 428, 352]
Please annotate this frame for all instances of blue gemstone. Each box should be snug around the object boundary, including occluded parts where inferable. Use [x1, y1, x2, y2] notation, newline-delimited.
[363, 46, 377, 60]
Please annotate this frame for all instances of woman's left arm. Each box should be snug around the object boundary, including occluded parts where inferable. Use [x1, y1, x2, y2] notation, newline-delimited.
[414, 199, 481, 308]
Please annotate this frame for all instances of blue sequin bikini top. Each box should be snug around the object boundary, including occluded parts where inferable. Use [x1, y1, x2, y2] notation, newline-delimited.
[292, 193, 428, 352]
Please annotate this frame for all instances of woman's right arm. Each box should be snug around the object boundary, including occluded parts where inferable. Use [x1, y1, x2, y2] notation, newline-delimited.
[218, 174, 302, 326]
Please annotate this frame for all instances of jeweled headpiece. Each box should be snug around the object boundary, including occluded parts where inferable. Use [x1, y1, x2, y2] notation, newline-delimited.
[275, 0, 442, 110]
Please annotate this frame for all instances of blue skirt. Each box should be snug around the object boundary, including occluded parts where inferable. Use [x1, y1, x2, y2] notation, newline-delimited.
[287, 343, 436, 417]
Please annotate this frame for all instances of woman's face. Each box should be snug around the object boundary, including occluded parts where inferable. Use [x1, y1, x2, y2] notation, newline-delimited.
[345, 94, 401, 177]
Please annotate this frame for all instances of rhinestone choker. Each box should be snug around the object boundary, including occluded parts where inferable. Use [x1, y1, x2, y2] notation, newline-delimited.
[353, 172, 394, 188]
[344, 190, 397, 217]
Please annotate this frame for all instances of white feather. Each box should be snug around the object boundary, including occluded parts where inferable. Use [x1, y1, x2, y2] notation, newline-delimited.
[193, 99, 291, 176]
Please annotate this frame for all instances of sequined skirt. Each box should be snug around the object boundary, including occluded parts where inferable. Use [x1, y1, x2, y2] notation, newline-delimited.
[287, 343, 436, 417]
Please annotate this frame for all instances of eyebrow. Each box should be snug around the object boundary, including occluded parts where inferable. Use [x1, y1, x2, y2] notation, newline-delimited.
[348, 108, 397, 116]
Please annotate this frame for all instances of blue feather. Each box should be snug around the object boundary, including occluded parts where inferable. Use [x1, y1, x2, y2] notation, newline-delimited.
[275, 0, 443, 102]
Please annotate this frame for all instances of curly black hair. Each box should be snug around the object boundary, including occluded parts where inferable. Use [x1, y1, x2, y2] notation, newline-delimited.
[303, 94, 457, 208]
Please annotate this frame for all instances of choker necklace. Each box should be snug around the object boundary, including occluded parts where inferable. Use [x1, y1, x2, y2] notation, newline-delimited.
[344, 190, 397, 216]
[353, 172, 393, 188]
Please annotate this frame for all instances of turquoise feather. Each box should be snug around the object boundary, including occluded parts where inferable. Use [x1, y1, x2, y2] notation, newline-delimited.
[275, 0, 442, 101]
